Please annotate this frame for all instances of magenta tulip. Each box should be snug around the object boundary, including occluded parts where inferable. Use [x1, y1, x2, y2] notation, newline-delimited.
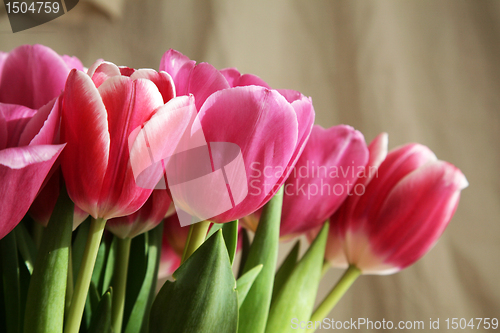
[106, 190, 173, 239]
[0, 44, 85, 227]
[0, 100, 65, 239]
[159, 50, 315, 223]
[60, 60, 190, 220]
[280, 125, 368, 239]
[0, 44, 83, 109]
[325, 134, 468, 274]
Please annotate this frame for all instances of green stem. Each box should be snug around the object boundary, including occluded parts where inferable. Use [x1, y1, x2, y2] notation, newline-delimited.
[321, 260, 331, 277]
[111, 237, 131, 333]
[1, 231, 21, 333]
[307, 265, 361, 333]
[24, 187, 74, 333]
[181, 221, 210, 264]
[32, 222, 44, 250]
[64, 217, 106, 333]
[66, 247, 74, 315]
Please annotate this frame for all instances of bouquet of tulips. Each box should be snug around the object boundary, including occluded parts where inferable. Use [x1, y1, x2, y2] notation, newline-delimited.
[0, 44, 467, 333]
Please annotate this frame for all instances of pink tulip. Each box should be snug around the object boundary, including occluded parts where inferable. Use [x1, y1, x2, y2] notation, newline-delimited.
[158, 214, 190, 279]
[0, 100, 65, 239]
[106, 190, 173, 239]
[324, 134, 468, 274]
[280, 125, 369, 239]
[0, 44, 83, 109]
[159, 50, 315, 223]
[60, 60, 191, 220]
[0, 44, 85, 227]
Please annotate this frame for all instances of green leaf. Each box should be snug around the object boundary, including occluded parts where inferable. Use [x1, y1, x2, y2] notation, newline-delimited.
[123, 223, 163, 333]
[150, 230, 238, 333]
[265, 223, 329, 333]
[1, 230, 22, 333]
[222, 220, 238, 265]
[205, 222, 222, 240]
[237, 228, 250, 278]
[238, 186, 283, 333]
[23, 187, 74, 333]
[0, 256, 7, 333]
[14, 222, 38, 275]
[72, 219, 90, 283]
[88, 288, 112, 333]
[81, 282, 101, 333]
[236, 265, 263, 309]
[124, 232, 148, 319]
[91, 236, 109, 292]
[272, 241, 300, 302]
[101, 237, 117, 295]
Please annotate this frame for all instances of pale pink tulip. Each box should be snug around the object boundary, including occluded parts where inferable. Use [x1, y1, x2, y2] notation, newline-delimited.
[280, 125, 368, 239]
[159, 50, 315, 223]
[60, 61, 190, 220]
[325, 134, 468, 274]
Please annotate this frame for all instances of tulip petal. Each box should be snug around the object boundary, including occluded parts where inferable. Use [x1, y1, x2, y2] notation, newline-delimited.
[0, 103, 36, 148]
[281, 125, 368, 237]
[118, 66, 136, 77]
[366, 132, 389, 179]
[220, 68, 241, 87]
[61, 69, 110, 218]
[90, 61, 122, 88]
[18, 96, 61, 147]
[130, 69, 175, 103]
[331, 132, 389, 235]
[220, 68, 270, 89]
[261, 93, 315, 205]
[369, 161, 468, 272]
[0, 144, 64, 239]
[97, 76, 164, 219]
[284, 94, 315, 172]
[0, 112, 7, 150]
[0, 52, 7, 81]
[28, 171, 60, 227]
[86, 59, 105, 78]
[354, 143, 437, 225]
[159, 49, 195, 96]
[128, 95, 198, 191]
[106, 190, 172, 239]
[0, 45, 72, 109]
[198, 86, 298, 222]
[188, 63, 230, 110]
[61, 55, 84, 72]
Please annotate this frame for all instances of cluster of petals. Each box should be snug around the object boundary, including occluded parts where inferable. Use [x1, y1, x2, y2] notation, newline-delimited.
[324, 134, 468, 274]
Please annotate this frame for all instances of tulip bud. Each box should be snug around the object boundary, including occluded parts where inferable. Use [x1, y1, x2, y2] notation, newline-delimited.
[325, 134, 468, 274]
[280, 125, 369, 239]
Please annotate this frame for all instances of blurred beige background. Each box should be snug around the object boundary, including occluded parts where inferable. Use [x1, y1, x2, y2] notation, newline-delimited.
[1, 0, 499, 331]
